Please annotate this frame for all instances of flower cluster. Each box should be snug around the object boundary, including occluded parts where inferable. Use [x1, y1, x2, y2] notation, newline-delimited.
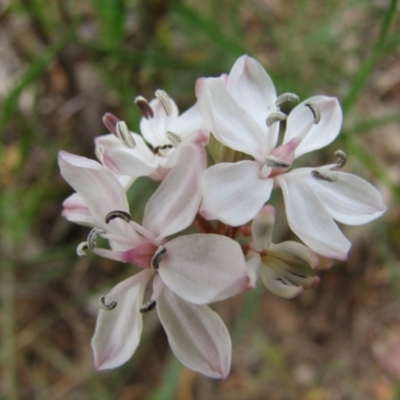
[59, 55, 387, 379]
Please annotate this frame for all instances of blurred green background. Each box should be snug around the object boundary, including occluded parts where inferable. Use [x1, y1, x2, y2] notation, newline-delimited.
[1, 0, 400, 399]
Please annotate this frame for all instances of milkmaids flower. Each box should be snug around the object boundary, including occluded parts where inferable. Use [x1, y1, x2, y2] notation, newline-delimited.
[96, 89, 206, 182]
[58, 145, 249, 378]
[196, 54, 387, 260]
[246, 206, 325, 299]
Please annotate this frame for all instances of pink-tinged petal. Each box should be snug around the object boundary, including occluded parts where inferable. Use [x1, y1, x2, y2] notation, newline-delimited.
[143, 144, 207, 240]
[269, 137, 302, 175]
[276, 172, 351, 260]
[148, 165, 170, 182]
[94, 242, 157, 268]
[227, 55, 277, 131]
[58, 151, 129, 230]
[96, 132, 154, 160]
[96, 132, 157, 177]
[140, 98, 179, 147]
[259, 262, 305, 299]
[102, 148, 157, 177]
[284, 96, 342, 159]
[201, 161, 273, 226]
[62, 193, 95, 227]
[162, 130, 208, 170]
[195, 77, 264, 157]
[155, 279, 231, 379]
[101, 232, 151, 248]
[159, 234, 249, 304]
[251, 205, 275, 252]
[91, 269, 154, 370]
[304, 171, 387, 225]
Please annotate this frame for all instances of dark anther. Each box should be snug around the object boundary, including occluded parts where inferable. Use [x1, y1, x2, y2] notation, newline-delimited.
[87, 228, 105, 251]
[135, 96, 154, 119]
[305, 103, 321, 124]
[151, 246, 167, 270]
[99, 295, 118, 311]
[105, 210, 132, 224]
[140, 299, 157, 313]
[153, 144, 174, 155]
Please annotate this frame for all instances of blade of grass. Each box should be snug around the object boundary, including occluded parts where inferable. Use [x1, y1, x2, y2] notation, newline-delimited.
[342, 0, 399, 113]
[346, 114, 400, 135]
[0, 35, 70, 133]
[91, 0, 126, 47]
[347, 137, 400, 203]
[172, 2, 247, 57]
[232, 287, 262, 346]
[145, 357, 183, 400]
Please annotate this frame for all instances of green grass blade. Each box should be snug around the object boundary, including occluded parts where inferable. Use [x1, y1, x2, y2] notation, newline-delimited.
[91, 0, 126, 46]
[342, 0, 399, 112]
[172, 2, 247, 57]
[0, 36, 70, 133]
[145, 357, 182, 400]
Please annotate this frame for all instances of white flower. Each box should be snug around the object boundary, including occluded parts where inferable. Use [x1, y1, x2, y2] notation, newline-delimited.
[58, 147, 249, 378]
[196, 54, 387, 260]
[96, 90, 206, 182]
[246, 206, 324, 299]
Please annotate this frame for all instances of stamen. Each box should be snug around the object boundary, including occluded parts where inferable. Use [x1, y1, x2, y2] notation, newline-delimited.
[87, 228, 105, 251]
[275, 93, 300, 108]
[77, 242, 88, 256]
[166, 131, 181, 147]
[305, 103, 321, 124]
[151, 246, 167, 270]
[153, 144, 174, 155]
[102, 112, 119, 135]
[99, 295, 118, 311]
[105, 210, 132, 224]
[332, 150, 347, 170]
[265, 155, 290, 168]
[266, 112, 287, 127]
[135, 96, 154, 119]
[311, 168, 338, 182]
[155, 89, 173, 116]
[140, 299, 157, 313]
[116, 121, 136, 149]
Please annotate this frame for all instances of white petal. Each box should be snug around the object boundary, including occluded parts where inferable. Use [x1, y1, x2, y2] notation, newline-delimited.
[91, 269, 154, 370]
[227, 55, 277, 134]
[169, 103, 205, 140]
[304, 171, 387, 225]
[259, 262, 305, 299]
[62, 193, 95, 227]
[262, 250, 320, 293]
[201, 161, 273, 226]
[276, 172, 351, 260]
[102, 147, 157, 177]
[58, 151, 129, 230]
[159, 234, 249, 304]
[156, 280, 231, 379]
[143, 144, 206, 240]
[140, 98, 179, 147]
[246, 250, 262, 288]
[284, 96, 342, 159]
[93, 242, 157, 268]
[196, 77, 264, 157]
[268, 241, 320, 269]
[251, 205, 275, 252]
